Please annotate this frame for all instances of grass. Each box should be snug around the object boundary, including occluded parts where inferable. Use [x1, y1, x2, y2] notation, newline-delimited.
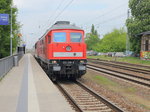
[85, 70, 150, 110]
[124, 87, 137, 93]
[87, 74, 137, 95]
[0, 77, 2, 81]
[84, 70, 150, 110]
[88, 55, 150, 65]
[93, 75, 137, 93]
[0, 75, 5, 82]
[94, 75, 117, 86]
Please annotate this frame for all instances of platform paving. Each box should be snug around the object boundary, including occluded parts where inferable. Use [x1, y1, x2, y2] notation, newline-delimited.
[0, 53, 74, 112]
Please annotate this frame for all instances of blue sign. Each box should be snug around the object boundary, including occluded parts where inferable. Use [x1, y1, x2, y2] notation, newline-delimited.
[0, 14, 9, 25]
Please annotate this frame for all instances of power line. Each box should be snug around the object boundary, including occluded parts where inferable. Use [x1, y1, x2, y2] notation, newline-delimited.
[95, 12, 127, 27]
[84, 1, 128, 25]
[39, 0, 74, 36]
[42, 0, 66, 29]
[83, 12, 127, 33]
[36, 0, 68, 38]
[38, 0, 74, 39]
[50, 0, 74, 26]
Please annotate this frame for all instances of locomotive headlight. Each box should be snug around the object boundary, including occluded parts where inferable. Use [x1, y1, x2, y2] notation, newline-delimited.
[80, 60, 85, 64]
[66, 46, 71, 51]
[52, 60, 57, 64]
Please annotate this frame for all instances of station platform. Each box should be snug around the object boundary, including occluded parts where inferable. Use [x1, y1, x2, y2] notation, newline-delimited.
[0, 54, 74, 112]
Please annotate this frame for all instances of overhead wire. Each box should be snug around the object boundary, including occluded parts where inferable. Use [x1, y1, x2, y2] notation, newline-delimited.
[82, 1, 128, 34]
[83, 1, 128, 25]
[95, 12, 127, 27]
[45, 0, 67, 28]
[38, 0, 75, 39]
[83, 12, 127, 33]
[50, 0, 75, 26]
[36, 0, 68, 38]
[41, 0, 66, 30]
[39, 0, 127, 38]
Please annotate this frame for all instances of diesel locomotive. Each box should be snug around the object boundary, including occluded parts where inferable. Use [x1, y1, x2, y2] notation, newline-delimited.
[35, 21, 87, 81]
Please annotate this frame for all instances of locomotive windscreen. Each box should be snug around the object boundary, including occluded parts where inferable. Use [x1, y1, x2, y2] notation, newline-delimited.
[53, 32, 66, 42]
[70, 33, 82, 42]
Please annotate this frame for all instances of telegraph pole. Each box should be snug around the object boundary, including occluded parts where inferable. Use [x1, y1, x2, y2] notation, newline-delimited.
[10, 4, 13, 56]
[126, 9, 130, 55]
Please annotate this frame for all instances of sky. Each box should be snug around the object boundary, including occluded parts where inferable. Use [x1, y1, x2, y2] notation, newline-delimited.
[13, 0, 129, 49]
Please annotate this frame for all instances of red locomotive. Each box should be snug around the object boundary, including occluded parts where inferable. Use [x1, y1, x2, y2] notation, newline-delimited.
[35, 21, 87, 81]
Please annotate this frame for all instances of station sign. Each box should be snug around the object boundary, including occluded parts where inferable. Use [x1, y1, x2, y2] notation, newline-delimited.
[0, 14, 9, 25]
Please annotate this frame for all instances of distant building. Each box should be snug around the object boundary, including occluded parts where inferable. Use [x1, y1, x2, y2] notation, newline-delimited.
[138, 31, 150, 60]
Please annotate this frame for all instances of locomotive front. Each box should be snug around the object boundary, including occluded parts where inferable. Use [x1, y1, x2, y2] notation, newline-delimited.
[47, 21, 87, 81]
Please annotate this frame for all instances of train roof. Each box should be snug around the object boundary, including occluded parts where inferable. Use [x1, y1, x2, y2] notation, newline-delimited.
[39, 21, 83, 41]
[49, 21, 82, 30]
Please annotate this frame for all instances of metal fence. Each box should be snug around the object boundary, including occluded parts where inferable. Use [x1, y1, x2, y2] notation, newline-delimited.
[0, 53, 23, 78]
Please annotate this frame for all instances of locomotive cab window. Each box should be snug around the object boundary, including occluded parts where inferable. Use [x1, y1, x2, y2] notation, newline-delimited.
[53, 32, 66, 42]
[70, 33, 82, 42]
[48, 35, 51, 43]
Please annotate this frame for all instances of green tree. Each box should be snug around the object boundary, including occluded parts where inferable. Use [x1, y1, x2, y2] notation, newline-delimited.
[85, 24, 100, 51]
[91, 24, 98, 35]
[126, 0, 150, 54]
[0, 0, 20, 58]
[97, 28, 126, 52]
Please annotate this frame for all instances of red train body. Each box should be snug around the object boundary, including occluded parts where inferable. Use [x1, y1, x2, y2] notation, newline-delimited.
[35, 21, 87, 81]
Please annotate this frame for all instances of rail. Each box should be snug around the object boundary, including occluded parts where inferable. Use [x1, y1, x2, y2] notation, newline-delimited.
[56, 81, 124, 112]
[88, 59, 150, 75]
[87, 64, 150, 87]
[0, 53, 23, 78]
[88, 58, 150, 69]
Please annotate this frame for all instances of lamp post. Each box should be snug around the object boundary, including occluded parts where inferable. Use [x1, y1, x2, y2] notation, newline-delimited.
[10, 4, 13, 56]
[126, 9, 130, 55]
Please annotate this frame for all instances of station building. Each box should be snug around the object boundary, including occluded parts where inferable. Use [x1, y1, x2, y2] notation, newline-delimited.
[139, 31, 150, 60]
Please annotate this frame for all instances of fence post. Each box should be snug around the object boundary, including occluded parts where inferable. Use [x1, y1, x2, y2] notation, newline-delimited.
[14, 56, 18, 66]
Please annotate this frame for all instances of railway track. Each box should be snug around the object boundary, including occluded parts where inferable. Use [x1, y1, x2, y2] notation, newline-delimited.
[56, 80, 124, 112]
[88, 58, 150, 70]
[87, 64, 150, 88]
[88, 59, 150, 75]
